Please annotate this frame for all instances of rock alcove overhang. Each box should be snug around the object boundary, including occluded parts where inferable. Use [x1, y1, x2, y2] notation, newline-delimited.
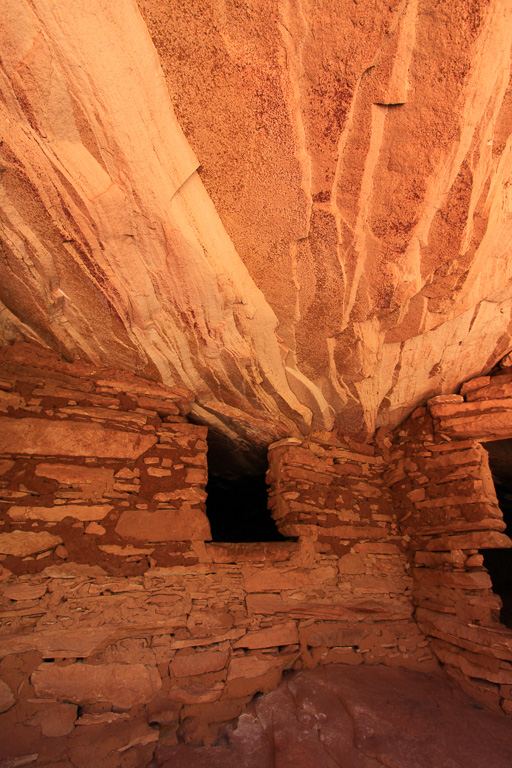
[2, 0, 512, 454]
[3, 0, 512, 760]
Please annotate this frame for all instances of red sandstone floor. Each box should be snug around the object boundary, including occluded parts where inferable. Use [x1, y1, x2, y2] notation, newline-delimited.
[153, 665, 512, 768]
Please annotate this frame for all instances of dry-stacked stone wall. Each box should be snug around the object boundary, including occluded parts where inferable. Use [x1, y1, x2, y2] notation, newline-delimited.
[0, 344, 437, 765]
[388, 376, 512, 715]
[0, 343, 209, 576]
[265, 433, 434, 670]
[4, 343, 512, 764]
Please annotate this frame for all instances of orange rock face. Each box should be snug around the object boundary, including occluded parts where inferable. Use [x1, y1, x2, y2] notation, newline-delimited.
[137, 0, 512, 435]
[1, 0, 512, 447]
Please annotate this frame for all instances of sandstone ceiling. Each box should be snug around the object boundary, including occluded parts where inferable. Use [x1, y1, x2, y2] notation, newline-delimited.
[2, 0, 512, 462]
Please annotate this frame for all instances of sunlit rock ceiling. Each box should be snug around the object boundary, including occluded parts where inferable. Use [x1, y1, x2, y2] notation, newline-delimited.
[2, 0, 512, 460]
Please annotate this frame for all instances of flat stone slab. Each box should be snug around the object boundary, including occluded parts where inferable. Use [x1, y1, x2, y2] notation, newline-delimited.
[31, 662, 161, 710]
[8, 505, 112, 522]
[155, 664, 512, 768]
[0, 418, 156, 458]
[0, 530, 62, 557]
[115, 507, 211, 541]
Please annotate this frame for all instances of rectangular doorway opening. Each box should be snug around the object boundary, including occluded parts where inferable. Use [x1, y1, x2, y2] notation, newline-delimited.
[205, 471, 288, 543]
[481, 440, 512, 628]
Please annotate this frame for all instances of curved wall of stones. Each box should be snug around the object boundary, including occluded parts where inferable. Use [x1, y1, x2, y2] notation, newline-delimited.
[388, 375, 512, 715]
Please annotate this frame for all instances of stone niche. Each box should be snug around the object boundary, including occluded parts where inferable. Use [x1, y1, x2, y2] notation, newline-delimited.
[0, 343, 511, 766]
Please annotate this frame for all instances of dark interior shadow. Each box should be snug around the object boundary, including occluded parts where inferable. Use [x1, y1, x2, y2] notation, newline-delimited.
[205, 472, 287, 543]
[481, 440, 512, 628]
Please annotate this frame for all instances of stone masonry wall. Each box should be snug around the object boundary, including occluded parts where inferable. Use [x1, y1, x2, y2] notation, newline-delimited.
[3, 342, 512, 765]
[0, 344, 437, 766]
[388, 378, 512, 715]
[266, 434, 432, 670]
[0, 343, 210, 575]
[429, 370, 512, 442]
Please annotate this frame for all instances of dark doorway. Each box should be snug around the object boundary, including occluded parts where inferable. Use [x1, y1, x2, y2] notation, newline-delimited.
[205, 472, 286, 543]
[200, 428, 288, 543]
[481, 440, 512, 628]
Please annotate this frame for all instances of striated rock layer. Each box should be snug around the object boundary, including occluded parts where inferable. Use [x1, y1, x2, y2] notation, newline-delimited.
[2, 0, 512, 453]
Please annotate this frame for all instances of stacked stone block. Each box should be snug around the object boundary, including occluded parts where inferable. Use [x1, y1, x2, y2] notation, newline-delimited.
[267, 432, 432, 671]
[268, 433, 396, 546]
[388, 392, 512, 714]
[0, 344, 210, 574]
[0, 345, 438, 764]
[0, 536, 434, 760]
[429, 370, 512, 441]
[5, 344, 512, 763]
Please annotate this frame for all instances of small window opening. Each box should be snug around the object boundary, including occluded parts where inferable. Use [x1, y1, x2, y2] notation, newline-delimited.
[202, 431, 286, 543]
[206, 471, 286, 543]
[481, 440, 512, 628]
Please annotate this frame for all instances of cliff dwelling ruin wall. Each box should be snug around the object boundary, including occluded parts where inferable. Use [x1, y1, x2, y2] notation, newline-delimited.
[0, 342, 432, 754]
[388, 376, 512, 715]
[1, 341, 512, 759]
